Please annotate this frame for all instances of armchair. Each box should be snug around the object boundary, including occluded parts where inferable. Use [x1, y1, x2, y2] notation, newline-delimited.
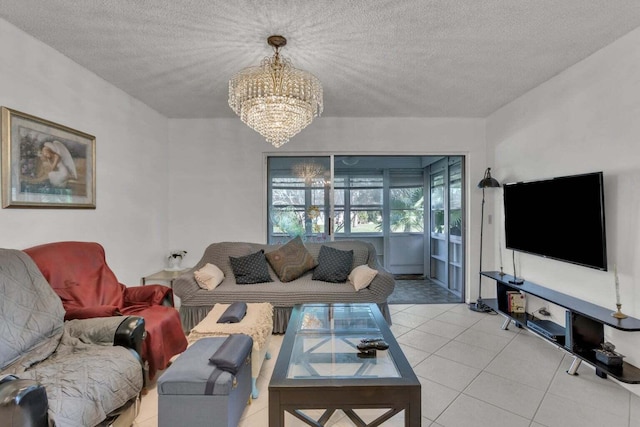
[24, 241, 188, 380]
[0, 248, 145, 427]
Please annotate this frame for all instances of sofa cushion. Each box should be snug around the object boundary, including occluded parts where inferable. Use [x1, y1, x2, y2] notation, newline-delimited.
[20, 327, 144, 427]
[229, 250, 273, 284]
[194, 263, 225, 290]
[265, 237, 317, 282]
[312, 245, 354, 283]
[348, 265, 379, 291]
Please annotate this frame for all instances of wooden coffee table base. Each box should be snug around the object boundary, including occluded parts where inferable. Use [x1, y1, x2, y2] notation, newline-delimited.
[269, 384, 421, 426]
[268, 304, 421, 427]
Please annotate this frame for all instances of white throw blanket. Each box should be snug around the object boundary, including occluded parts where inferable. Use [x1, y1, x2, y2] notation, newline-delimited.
[188, 302, 273, 351]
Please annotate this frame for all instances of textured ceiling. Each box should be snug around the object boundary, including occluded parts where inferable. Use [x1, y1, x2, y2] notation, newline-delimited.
[1, 0, 639, 119]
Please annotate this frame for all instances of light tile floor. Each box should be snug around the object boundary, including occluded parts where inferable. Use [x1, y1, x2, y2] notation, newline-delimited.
[134, 304, 640, 426]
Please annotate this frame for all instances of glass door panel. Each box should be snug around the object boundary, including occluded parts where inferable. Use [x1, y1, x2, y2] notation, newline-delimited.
[267, 156, 332, 244]
[430, 169, 447, 284]
[448, 159, 463, 295]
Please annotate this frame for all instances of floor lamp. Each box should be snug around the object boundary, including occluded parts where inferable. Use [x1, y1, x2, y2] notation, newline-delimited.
[469, 167, 501, 313]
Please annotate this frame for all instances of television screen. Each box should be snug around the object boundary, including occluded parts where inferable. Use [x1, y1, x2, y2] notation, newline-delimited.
[503, 172, 607, 270]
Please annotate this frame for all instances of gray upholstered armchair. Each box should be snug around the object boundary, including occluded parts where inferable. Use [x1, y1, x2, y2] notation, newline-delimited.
[0, 248, 145, 427]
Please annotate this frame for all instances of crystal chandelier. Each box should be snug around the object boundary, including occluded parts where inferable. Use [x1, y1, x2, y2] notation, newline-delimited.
[228, 35, 323, 148]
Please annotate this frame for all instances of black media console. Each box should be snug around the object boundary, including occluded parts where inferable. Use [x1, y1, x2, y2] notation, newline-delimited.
[481, 271, 640, 384]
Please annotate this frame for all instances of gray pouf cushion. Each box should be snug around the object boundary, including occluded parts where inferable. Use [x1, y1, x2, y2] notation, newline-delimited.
[157, 337, 252, 427]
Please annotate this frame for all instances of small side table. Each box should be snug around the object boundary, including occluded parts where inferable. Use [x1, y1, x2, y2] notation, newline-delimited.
[141, 268, 190, 288]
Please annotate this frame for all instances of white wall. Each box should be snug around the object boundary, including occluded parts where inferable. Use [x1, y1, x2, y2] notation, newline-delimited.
[167, 117, 488, 300]
[487, 26, 640, 393]
[0, 19, 170, 284]
[0, 15, 491, 300]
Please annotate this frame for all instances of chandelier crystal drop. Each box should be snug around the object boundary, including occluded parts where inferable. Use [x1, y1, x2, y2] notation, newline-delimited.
[228, 35, 323, 148]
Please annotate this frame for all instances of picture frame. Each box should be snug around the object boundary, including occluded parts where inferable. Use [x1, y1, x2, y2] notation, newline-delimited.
[1, 107, 96, 208]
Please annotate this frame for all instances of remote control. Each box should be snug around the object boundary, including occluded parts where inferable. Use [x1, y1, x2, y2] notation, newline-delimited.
[360, 337, 384, 343]
[357, 340, 389, 351]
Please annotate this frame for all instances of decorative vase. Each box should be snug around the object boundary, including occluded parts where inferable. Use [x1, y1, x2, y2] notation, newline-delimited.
[167, 257, 182, 271]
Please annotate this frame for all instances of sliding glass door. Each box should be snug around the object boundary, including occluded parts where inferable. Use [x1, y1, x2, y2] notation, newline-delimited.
[267, 155, 465, 299]
[428, 157, 464, 296]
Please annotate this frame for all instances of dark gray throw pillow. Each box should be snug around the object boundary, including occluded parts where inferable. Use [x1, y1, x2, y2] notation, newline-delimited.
[312, 245, 354, 283]
[229, 250, 273, 284]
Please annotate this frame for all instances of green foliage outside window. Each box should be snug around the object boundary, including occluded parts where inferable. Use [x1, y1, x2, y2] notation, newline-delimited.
[449, 210, 462, 236]
[386, 187, 424, 233]
[270, 206, 304, 237]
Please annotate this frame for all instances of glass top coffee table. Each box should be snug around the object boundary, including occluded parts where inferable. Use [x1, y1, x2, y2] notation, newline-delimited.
[268, 303, 421, 426]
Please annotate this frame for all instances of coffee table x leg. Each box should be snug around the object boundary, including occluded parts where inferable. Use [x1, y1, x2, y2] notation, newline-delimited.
[269, 388, 420, 427]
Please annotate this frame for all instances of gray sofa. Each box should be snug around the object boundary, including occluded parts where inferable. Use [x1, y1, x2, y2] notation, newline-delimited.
[0, 248, 145, 427]
[173, 240, 395, 333]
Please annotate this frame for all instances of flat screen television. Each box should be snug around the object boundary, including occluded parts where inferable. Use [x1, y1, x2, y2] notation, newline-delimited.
[503, 171, 607, 271]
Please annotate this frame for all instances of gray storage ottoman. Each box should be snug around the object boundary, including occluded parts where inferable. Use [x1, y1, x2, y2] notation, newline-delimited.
[157, 337, 252, 427]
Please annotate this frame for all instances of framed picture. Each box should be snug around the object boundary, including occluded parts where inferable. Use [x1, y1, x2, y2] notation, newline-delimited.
[1, 107, 96, 208]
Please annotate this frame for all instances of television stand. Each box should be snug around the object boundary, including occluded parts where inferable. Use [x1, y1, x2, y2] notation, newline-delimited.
[481, 271, 640, 384]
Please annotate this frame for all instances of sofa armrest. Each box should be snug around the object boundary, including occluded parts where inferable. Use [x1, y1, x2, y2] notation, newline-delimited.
[113, 317, 147, 388]
[367, 265, 396, 300]
[114, 316, 146, 357]
[0, 376, 48, 427]
[123, 284, 174, 307]
[64, 316, 147, 387]
[64, 316, 141, 345]
[172, 269, 201, 301]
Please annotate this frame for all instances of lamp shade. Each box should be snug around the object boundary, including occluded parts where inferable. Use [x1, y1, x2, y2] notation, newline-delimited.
[478, 167, 500, 188]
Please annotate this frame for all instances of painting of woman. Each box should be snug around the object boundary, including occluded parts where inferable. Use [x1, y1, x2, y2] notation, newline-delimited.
[2, 107, 95, 208]
[40, 140, 77, 187]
